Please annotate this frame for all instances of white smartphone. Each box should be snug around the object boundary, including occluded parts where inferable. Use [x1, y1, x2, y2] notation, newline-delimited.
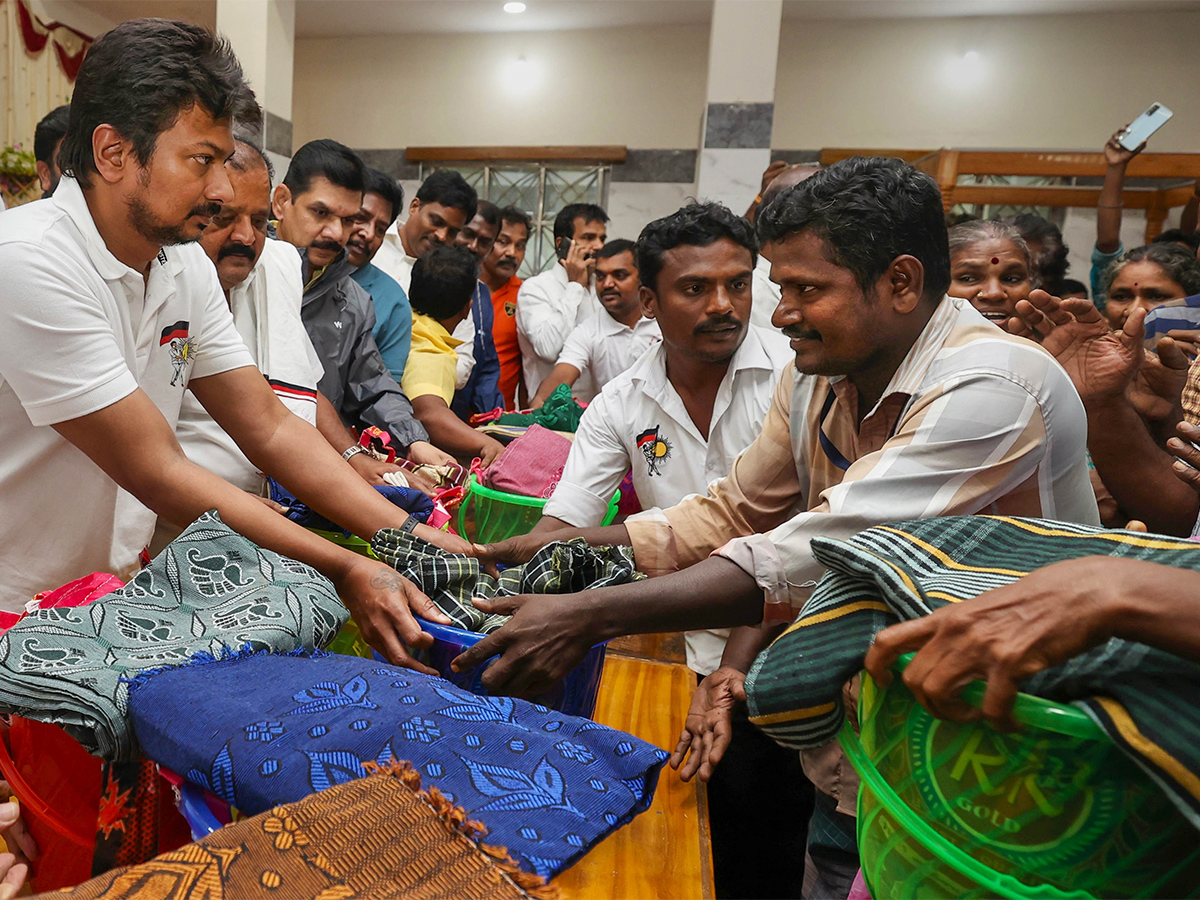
[1118, 102, 1173, 151]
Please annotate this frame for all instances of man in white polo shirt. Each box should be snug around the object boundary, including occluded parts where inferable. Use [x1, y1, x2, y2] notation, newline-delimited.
[533, 203, 804, 899]
[528, 239, 661, 407]
[0, 18, 455, 669]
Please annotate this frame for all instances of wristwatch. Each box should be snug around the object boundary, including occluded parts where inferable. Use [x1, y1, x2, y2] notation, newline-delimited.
[342, 445, 366, 462]
[398, 517, 419, 534]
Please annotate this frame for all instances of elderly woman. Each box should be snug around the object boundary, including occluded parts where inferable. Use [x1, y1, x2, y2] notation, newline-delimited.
[1101, 242, 1200, 327]
[948, 219, 1033, 331]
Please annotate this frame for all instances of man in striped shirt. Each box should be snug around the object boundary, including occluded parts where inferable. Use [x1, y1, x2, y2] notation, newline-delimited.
[459, 157, 1099, 896]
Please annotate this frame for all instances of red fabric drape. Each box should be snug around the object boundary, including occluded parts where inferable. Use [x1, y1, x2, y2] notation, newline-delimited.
[13, 0, 93, 82]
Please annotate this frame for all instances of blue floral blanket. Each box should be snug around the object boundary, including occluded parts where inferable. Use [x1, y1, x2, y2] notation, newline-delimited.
[128, 651, 669, 879]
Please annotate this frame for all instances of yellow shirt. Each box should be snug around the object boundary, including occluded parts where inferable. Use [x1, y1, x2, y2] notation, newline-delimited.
[402, 313, 464, 404]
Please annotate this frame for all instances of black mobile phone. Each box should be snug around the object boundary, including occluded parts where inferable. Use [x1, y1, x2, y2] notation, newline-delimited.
[556, 236, 572, 260]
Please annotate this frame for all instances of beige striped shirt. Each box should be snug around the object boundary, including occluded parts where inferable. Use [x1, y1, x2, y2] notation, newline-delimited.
[625, 296, 1101, 619]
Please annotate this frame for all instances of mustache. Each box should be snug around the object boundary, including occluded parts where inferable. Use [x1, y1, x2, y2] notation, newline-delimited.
[782, 324, 821, 341]
[694, 315, 743, 335]
[191, 201, 222, 219]
[310, 239, 344, 254]
[218, 243, 256, 261]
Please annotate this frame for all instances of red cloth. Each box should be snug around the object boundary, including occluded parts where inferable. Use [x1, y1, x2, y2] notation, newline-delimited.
[490, 275, 523, 410]
[0, 572, 124, 635]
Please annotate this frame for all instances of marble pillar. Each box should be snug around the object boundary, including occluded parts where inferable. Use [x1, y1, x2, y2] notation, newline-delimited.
[217, 0, 296, 161]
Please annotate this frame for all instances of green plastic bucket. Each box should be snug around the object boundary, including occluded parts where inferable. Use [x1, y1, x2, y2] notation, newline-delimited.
[457, 474, 620, 544]
[840, 654, 1200, 899]
[307, 527, 375, 558]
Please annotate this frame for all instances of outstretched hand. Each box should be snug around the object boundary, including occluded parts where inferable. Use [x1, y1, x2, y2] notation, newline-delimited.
[336, 558, 451, 675]
[669, 667, 746, 783]
[1130, 336, 1191, 425]
[1013, 290, 1146, 405]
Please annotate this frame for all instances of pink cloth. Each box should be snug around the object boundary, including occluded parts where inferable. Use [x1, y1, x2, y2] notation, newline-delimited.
[482, 424, 573, 499]
[847, 868, 871, 900]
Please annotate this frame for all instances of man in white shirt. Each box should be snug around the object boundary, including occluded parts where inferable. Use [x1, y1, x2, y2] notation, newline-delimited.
[529, 239, 661, 407]
[374, 170, 479, 389]
[0, 18, 456, 668]
[515, 203, 608, 399]
[533, 203, 804, 897]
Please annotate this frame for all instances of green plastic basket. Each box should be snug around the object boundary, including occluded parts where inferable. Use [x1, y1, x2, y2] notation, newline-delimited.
[307, 528, 376, 558]
[457, 474, 620, 544]
[840, 654, 1200, 899]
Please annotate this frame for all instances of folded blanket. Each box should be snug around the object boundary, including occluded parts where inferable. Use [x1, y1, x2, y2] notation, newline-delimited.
[744, 515, 1200, 831]
[370, 530, 643, 633]
[47, 761, 549, 900]
[0, 510, 348, 760]
[129, 650, 669, 879]
[496, 384, 585, 433]
[267, 478, 433, 534]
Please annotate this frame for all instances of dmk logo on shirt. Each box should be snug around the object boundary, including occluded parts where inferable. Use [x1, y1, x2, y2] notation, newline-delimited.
[504, 301, 516, 318]
[636, 425, 672, 477]
[160, 320, 194, 386]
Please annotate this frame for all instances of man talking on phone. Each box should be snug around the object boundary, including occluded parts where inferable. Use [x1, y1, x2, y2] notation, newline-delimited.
[515, 203, 608, 401]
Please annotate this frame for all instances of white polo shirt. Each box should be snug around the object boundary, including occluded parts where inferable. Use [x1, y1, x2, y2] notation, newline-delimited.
[0, 176, 254, 612]
[516, 262, 601, 401]
[555, 312, 661, 395]
[543, 325, 791, 674]
[174, 238, 324, 494]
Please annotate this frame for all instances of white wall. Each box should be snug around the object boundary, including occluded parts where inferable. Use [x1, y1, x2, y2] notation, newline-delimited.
[773, 11, 1200, 152]
[292, 24, 710, 150]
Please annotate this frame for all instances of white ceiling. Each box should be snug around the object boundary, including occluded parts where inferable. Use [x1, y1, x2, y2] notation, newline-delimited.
[66, 0, 1200, 40]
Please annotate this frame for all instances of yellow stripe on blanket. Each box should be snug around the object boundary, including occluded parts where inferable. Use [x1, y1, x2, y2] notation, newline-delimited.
[992, 517, 1200, 552]
[750, 700, 838, 726]
[1095, 696, 1200, 803]
[781, 600, 891, 637]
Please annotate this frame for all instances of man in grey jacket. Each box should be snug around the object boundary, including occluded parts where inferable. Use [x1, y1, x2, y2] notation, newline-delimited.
[272, 140, 452, 467]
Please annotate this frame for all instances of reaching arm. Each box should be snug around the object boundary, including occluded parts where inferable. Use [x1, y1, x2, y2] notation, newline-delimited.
[1097, 130, 1144, 253]
[314, 390, 420, 486]
[55, 380, 452, 671]
[410, 393, 505, 466]
[453, 556, 765, 697]
[531, 363, 581, 409]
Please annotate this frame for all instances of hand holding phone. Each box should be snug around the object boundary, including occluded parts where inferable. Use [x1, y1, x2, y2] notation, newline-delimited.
[1118, 102, 1173, 152]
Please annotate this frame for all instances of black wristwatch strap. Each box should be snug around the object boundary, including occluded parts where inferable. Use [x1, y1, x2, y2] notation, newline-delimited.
[399, 517, 419, 534]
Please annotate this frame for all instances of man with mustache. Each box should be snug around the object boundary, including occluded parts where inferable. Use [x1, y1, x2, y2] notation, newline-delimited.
[273, 140, 453, 470]
[0, 19, 455, 671]
[527, 239, 661, 408]
[461, 157, 1100, 897]
[530, 205, 801, 899]
[346, 168, 412, 384]
[481, 206, 532, 408]
[516, 202, 608, 401]
[450, 199, 506, 417]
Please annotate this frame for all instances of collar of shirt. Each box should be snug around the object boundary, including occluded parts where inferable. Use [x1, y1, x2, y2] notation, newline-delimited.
[412, 312, 465, 350]
[631, 324, 779, 445]
[53, 176, 160, 282]
[826, 294, 961, 439]
[596, 311, 654, 337]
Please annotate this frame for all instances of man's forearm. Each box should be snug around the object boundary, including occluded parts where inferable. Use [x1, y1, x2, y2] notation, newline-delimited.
[582, 556, 765, 641]
[1087, 398, 1199, 534]
[720, 622, 787, 672]
[532, 363, 579, 407]
[315, 391, 358, 454]
[416, 403, 490, 459]
[1097, 164, 1127, 252]
[1108, 561, 1200, 662]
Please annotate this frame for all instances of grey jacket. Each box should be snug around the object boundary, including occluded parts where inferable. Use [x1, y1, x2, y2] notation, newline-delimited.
[292, 242, 428, 450]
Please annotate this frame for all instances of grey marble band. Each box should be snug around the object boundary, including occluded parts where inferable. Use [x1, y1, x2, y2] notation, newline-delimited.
[611, 149, 697, 183]
[354, 149, 422, 181]
[704, 102, 774, 150]
[264, 112, 294, 158]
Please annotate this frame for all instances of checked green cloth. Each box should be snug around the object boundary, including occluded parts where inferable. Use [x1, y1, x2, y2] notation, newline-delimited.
[370, 531, 643, 633]
[0, 510, 348, 760]
[744, 515, 1200, 830]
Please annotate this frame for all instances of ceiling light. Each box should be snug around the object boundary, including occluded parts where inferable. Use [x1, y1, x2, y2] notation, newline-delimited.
[504, 2, 526, 12]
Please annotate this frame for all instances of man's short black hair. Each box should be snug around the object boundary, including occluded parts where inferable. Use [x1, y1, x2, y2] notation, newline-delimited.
[59, 18, 255, 188]
[34, 104, 70, 166]
[283, 139, 365, 197]
[635, 202, 756, 294]
[596, 238, 636, 261]
[364, 167, 404, 225]
[1006, 213, 1070, 286]
[414, 169, 477, 220]
[475, 199, 500, 228]
[757, 156, 951, 304]
[409, 245, 480, 321]
[1050, 278, 1089, 298]
[498, 205, 532, 236]
[1153, 228, 1200, 253]
[554, 203, 608, 241]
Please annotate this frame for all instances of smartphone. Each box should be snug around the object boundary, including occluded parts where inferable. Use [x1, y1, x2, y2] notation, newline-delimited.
[1119, 102, 1173, 151]
[556, 236, 572, 260]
